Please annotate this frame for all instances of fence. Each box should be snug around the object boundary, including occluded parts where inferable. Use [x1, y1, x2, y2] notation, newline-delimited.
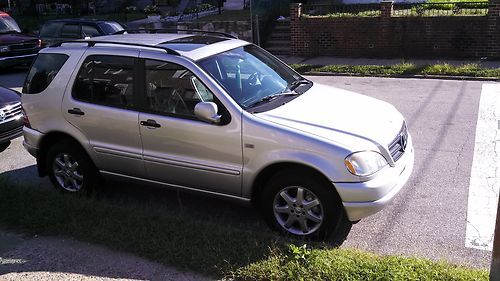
[290, 1, 500, 58]
[301, 1, 488, 17]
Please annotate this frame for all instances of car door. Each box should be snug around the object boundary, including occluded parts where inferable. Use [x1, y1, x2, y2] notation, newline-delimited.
[138, 56, 243, 196]
[62, 49, 146, 178]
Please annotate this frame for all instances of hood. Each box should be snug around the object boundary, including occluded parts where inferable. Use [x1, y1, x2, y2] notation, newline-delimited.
[255, 83, 404, 150]
[0, 33, 38, 45]
[0, 86, 20, 105]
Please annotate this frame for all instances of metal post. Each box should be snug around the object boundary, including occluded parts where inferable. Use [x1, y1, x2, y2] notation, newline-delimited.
[255, 14, 260, 46]
[250, 0, 254, 43]
[491, 195, 500, 281]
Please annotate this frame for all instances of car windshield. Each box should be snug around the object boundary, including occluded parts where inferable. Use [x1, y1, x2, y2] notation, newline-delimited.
[99, 22, 124, 34]
[197, 45, 309, 110]
[0, 14, 21, 34]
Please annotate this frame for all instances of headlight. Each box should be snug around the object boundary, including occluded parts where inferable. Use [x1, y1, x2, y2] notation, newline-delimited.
[0, 46, 10, 53]
[344, 151, 388, 177]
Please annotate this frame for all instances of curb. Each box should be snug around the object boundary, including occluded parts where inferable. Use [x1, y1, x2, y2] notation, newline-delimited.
[301, 71, 500, 82]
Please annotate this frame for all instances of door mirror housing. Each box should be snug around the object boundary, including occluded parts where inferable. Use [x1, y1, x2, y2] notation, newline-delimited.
[194, 102, 221, 124]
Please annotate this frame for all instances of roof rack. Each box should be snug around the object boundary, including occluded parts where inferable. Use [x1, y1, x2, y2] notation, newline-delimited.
[114, 28, 238, 39]
[50, 40, 180, 55]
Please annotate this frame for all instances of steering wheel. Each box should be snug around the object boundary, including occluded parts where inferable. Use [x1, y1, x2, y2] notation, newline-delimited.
[168, 90, 189, 115]
[247, 72, 262, 86]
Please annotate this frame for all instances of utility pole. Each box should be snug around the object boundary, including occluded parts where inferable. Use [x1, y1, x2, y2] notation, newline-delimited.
[491, 195, 500, 281]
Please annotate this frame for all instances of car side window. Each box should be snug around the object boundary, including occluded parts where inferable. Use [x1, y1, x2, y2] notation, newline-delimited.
[144, 59, 214, 119]
[60, 24, 81, 38]
[73, 55, 135, 109]
[40, 22, 63, 38]
[23, 53, 69, 94]
[82, 25, 100, 37]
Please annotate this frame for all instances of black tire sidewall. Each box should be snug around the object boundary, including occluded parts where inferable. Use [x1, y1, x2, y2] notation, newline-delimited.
[46, 140, 97, 194]
[260, 169, 347, 241]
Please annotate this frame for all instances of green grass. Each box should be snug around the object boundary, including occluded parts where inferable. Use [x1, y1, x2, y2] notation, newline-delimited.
[290, 63, 500, 79]
[0, 181, 489, 280]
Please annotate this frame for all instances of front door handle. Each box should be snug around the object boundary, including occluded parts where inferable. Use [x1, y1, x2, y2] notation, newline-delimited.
[140, 119, 161, 128]
[68, 108, 85, 116]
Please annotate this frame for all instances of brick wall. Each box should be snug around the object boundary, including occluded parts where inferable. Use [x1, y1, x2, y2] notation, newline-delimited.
[290, 2, 500, 58]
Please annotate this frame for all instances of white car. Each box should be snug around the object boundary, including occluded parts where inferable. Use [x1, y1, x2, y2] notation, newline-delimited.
[21, 32, 414, 240]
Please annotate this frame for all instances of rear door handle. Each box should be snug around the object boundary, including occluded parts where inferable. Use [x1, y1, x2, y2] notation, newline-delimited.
[68, 108, 85, 116]
[140, 119, 161, 128]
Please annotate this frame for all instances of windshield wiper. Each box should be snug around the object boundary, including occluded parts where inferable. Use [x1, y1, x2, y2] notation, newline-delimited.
[248, 93, 300, 109]
[0, 30, 20, 34]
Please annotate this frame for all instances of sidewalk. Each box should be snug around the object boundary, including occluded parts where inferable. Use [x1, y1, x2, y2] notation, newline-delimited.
[278, 55, 500, 68]
[0, 230, 209, 281]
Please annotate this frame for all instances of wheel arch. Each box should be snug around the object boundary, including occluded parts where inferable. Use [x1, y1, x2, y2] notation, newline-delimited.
[36, 131, 89, 177]
[250, 162, 336, 206]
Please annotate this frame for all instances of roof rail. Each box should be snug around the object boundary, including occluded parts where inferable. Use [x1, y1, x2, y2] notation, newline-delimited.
[114, 28, 238, 39]
[50, 40, 180, 55]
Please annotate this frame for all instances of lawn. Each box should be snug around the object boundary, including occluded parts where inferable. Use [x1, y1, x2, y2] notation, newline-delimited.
[0, 181, 489, 280]
[290, 63, 500, 79]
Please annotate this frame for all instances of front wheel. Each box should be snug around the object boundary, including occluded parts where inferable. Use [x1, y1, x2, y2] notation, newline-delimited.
[46, 140, 99, 194]
[260, 169, 352, 242]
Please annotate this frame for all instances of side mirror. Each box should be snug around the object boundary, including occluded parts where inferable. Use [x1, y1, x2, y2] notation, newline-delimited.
[194, 102, 221, 124]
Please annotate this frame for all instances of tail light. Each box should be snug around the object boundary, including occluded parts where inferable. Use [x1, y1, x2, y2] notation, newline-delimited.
[21, 105, 31, 128]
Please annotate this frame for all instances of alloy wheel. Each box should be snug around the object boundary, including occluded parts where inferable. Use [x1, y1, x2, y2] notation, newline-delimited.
[273, 186, 324, 235]
[52, 153, 84, 192]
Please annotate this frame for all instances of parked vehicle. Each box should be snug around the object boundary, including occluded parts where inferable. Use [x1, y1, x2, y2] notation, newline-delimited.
[0, 86, 22, 151]
[0, 11, 41, 68]
[21, 33, 414, 240]
[39, 19, 125, 47]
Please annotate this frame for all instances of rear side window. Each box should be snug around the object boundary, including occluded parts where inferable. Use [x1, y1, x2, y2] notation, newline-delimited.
[73, 55, 135, 109]
[82, 24, 100, 37]
[23, 53, 69, 94]
[60, 24, 81, 38]
[40, 22, 63, 37]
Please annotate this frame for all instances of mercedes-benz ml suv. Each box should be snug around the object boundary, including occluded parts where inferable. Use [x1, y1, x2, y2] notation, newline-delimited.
[21, 33, 414, 240]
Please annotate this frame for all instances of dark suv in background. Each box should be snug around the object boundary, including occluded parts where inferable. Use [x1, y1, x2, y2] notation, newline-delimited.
[0, 11, 41, 68]
[39, 19, 124, 47]
[0, 86, 22, 151]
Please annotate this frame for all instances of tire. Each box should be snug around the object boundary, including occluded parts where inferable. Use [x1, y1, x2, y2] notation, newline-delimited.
[46, 140, 99, 194]
[260, 169, 352, 242]
[0, 141, 11, 152]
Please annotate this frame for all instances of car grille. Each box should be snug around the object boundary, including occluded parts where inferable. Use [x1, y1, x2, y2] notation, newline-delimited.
[0, 125, 22, 141]
[388, 122, 408, 162]
[1, 41, 39, 56]
[0, 102, 22, 124]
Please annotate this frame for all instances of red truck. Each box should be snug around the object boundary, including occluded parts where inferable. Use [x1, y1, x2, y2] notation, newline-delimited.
[0, 11, 41, 68]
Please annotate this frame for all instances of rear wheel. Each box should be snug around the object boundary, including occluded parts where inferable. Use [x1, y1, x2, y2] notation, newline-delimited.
[46, 140, 99, 194]
[260, 169, 352, 242]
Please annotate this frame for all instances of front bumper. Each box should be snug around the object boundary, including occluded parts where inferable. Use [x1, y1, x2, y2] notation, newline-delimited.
[0, 53, 37, 68]
[0, 117, 23, 143]
[335, 136, 415, 221]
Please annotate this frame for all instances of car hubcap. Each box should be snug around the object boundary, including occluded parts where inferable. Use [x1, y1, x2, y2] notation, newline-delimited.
[52, 153, 83, 192]
[273, 186, 323, 235]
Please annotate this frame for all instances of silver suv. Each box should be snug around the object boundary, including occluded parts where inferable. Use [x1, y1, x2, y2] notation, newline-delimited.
[22, 33, 414, 240]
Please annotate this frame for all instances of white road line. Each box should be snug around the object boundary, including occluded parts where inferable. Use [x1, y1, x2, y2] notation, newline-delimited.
[465, 83, 500, 251]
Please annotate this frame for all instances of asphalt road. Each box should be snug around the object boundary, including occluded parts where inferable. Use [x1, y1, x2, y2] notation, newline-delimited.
[0, 69, 493, 270]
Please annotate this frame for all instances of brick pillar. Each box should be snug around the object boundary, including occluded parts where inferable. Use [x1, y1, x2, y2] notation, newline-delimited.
[380, 1, 393, 18]
[487, 0, 500, 58]
[290, 3, 303, 56]
[491, 196, 500, 281]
